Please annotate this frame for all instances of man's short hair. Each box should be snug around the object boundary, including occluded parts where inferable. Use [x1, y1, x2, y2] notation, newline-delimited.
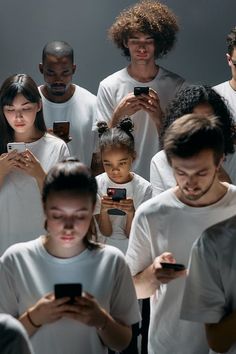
[42, 40, 74, 63]
[108, 0, 179, 59]
[164, 114, 225, 165]
[227, 27, 236, 56]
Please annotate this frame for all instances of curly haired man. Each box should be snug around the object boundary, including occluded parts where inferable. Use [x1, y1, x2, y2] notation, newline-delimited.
[96, 0, 186, 180]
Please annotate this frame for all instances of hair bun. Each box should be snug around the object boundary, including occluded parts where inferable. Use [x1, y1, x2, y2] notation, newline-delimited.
[118, 117, 134, 134]
[97, 121, 109, 137]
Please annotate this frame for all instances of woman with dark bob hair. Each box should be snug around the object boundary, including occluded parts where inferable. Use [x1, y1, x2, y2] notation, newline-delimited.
[150, 84, 236, 196]
[0, 74, 69, 254]
[0, 158, 140, 354]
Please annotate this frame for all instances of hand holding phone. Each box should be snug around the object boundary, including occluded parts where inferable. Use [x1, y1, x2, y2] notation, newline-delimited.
[54, 283, 82, 304]
[107, 188, 127, 216]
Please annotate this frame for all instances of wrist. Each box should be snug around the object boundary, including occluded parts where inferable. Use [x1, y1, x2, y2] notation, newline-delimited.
[26, 309, 42, 329]
[96, 311, 109, 332]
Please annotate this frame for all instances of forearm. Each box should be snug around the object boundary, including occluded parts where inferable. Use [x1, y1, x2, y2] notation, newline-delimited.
[206, 311, 236, 353]
[35, 170, 46, 192]
[133, 264, 160, 299]
[97, 310, 132, 352]
[125, 212, 135, 237]
[98, 211, 113, 236]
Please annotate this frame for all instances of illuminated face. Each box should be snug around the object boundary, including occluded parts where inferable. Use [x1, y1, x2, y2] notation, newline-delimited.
[3, 93, 41, 138]
[125, 32, 156, 64]
[102, 147, 134, 184]
[171, 149, 221, 205]
[39, 55, 76, 99]
[45, 191, 94, 254]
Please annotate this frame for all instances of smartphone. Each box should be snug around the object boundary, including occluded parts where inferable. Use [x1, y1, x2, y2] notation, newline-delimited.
[134, 86, 149, 96]
[54, 283, 82, 304]
[53, 121, 70, 140]
[107, 188, 126, 201]
[160, 262, 185, 271]
[7, 142, 26, 153]
[107, 188, 126, 216]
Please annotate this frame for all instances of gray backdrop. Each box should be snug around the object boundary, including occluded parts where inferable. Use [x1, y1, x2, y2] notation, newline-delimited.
[1, 0, 236, 94]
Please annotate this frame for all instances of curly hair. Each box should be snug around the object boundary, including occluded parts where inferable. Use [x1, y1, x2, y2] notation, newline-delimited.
[160, 85, 236, 155]
[227, 27, 236, 56]
[108, 0, 179, 59]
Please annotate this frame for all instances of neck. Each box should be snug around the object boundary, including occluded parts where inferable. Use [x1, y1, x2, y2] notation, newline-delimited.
[229, 78, 236, 91]
[127, 62, 159, 82]
[41, 84, 75, 103]
[175, 181, 228, 208]
[14, 128, 43, 143]
[42, 235, 86, 259]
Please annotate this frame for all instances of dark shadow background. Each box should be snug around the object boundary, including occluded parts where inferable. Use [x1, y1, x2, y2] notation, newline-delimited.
[0, 0, 236, 94]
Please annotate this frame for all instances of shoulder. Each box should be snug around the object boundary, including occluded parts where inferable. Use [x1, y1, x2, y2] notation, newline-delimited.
[99, 68, 127, 88]
[151, 149, 168, 165]
[92, 244, 127, 266]
[1, 239, 39, 263]
[132, 173, 152, 189]
[213, 81, 228, 91]
[42, 133, 68, 147]
[158, 66, 185, 85]
[74, 85, 96, 102]
[135, 188, 174, 218]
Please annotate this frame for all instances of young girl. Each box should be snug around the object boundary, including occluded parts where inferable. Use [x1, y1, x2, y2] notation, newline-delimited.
[0, 74, 70, 254]
[96, 118, 152, 254]
[0, 159, 140, 354]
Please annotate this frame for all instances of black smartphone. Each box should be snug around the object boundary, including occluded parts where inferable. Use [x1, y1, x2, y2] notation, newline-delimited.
[54, 283, 82, 304]
[107, 188, 126, 201]
[160, 262, 185, 271]
[107, 188, 126, 216]
[134, 86, 149, 96]
[53, 121, 70, 140]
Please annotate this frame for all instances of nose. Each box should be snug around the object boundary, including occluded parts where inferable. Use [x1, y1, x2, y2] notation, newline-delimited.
[15, 110, 23, 119]
[112, 167, 120, 173]
[63, 217, 74, 230]
[186, 176, 198, 188]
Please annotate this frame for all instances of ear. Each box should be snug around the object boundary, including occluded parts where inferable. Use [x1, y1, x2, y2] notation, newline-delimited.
[216, 154, 225, 171]
[72, 64, 76, 74]
[39, 63, 44, 74]
[132, 151, 137, 162]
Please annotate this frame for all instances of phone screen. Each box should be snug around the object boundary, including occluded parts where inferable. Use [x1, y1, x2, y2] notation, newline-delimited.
[53, 121, 70, 139]
[54, 283, 82, 304]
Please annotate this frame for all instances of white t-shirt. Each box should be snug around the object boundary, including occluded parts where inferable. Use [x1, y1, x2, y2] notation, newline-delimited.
[181, 215, 236, 354]
[150, 148, 236, 196]
[0, 133, 70, 255]
[126, 184, 236, 354]
[96, 66, 185, 180]
[96, 172, 152, 254]
[213, 81, 236, 122]
[0, 238, 140, 354]
[0, 314, 34, 354]
[39, 84, 97, 166]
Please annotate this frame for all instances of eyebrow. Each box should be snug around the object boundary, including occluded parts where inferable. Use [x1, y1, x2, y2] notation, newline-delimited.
[129, 36, 154, 39]
[103, 158, 129, 162]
